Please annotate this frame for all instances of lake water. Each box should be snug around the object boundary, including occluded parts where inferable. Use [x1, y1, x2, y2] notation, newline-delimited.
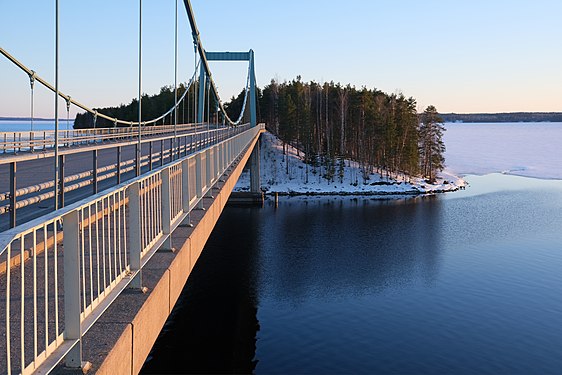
[0, 120, 73, 132]
[141, 123, 562, 374]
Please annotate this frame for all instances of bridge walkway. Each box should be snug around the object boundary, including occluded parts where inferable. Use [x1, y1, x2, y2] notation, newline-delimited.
[0, 124, 240, 231]
[0, 125, 263, 374]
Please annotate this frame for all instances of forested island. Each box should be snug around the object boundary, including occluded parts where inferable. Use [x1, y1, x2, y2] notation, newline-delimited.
[74, 78, 448, 183]
[255, 78, 445, 183]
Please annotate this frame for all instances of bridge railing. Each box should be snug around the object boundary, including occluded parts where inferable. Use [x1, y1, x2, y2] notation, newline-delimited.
[0, 124, 246, 230]
[0, 123, 210, 154]
[0, 123, 263, 374]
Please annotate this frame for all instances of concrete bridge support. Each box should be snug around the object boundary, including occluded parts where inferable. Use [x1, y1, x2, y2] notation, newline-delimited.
[250, 138, 260, 193]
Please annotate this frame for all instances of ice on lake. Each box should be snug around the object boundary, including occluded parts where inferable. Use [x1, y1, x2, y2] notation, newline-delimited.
[444, 122, 562, 179]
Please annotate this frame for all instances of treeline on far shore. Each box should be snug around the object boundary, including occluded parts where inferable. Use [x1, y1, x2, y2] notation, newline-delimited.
[73, 77, 448, 183]
[441, 112, 562, 123]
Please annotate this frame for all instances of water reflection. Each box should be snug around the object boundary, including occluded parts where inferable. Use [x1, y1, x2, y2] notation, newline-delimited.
[141, 208, 262, 374]
[143, 174, 562, 374]
[261, 196, 444, 302]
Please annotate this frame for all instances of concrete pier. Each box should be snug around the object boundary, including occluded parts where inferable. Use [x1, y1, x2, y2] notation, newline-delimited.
[250, 137, 260, 193]
[227, 191, 264, 206]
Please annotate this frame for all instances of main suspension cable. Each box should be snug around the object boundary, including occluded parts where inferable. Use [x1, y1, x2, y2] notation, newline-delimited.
[0, 47, 200, 128]
[1, 0, 254, 129]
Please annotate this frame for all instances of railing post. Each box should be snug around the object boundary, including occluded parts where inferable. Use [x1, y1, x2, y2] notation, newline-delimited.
[135, 143, 140, 177]
[59, 154, 65, 209]
[213, 145, 218, 180]
[250, 139, 260, 193]
[221, 142, 226, 174]
[179, 135, 183, 157]
[226, 139, 232, 167]
[177, 135, 181, 158]
[195, 153, 203, 209]
[216, 144, 221, 177]
[223, 140, 225, 170]
[223, 140, 225, 172]
[149, 141, 153, 171]
[160, 139, 164, 166]
[63, 209, 82, 368]
[9, 162, 16, 228]
[205, 149, 212, 197]
[180, 159, 191, 226]
[117, 146, 122, 184]
[92, 149, 98, 194]
[128, 182, 142, 289]
[180, 135, 183, 157]
[225, 141, 229, 168]
[161, 168, 173, 250]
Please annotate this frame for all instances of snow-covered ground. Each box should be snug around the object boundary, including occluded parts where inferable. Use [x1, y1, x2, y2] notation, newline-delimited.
[235, 131, 465, 196]
[444, 122, 562, 179]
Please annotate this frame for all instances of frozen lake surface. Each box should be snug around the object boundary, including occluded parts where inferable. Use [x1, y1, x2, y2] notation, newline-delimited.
[444, 122, 562, 179]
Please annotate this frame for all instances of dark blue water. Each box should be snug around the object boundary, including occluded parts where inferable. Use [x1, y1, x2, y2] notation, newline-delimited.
[142, 173, 562, 374]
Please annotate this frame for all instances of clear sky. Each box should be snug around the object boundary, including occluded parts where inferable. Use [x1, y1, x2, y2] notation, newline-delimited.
[1, 0, 562, 118]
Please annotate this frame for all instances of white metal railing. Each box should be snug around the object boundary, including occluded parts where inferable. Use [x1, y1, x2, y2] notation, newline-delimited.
[0, 123, 209, 154]
[0, 124, 263, 374]
[0, 124, 249, 230]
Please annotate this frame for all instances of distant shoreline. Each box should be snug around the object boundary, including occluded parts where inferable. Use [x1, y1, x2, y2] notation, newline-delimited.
[0, 117, 55, 121]
[440, 112, 562, 123]
[4, 112, 562, 124]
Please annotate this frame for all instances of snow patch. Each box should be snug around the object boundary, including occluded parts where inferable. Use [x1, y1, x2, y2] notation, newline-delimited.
[235, 131, 465, 196]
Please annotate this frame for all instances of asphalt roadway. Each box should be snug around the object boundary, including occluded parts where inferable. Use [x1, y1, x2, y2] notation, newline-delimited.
[0, 128, 221, 232]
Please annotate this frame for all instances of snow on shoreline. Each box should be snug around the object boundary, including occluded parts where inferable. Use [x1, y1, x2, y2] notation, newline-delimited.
[234, 132, 465, 196]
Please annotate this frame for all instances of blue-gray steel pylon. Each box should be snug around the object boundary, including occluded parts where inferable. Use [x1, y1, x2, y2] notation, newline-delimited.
[204, 51, 257, 127]
[197, 61, 206, 123]
[183, 0, 257, 127]
[249, 49, 257, 127]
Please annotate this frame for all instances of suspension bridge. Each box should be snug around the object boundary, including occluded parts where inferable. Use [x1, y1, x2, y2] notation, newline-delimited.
[0, 1, 264, 374]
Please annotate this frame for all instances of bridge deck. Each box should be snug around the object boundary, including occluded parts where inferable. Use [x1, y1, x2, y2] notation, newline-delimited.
[0, 124, 233, 231]
[0, 125, 263, 374]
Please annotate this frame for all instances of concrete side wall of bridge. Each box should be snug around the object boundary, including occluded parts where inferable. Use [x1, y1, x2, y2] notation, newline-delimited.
[68, 131, 263, 374]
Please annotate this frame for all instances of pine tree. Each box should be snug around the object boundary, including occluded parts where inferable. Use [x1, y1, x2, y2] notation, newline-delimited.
[419, 105, 446, 182]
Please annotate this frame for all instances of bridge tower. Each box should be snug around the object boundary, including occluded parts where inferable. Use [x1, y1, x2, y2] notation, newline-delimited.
[199, 50, 261, 193]
[199, 50, 257, 127]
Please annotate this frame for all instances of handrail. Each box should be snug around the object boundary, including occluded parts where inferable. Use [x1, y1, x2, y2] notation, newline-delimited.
[0, 122, 210, 155]
[0, 124, 249, 230]
[0, 127, 223, 208]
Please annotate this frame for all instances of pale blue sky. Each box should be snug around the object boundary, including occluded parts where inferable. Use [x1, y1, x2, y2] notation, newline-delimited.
[1, 0, 561, 118]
